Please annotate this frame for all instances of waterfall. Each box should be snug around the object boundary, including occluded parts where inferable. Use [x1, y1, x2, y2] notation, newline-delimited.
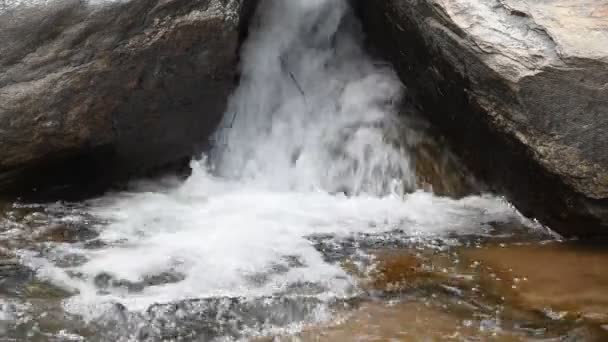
[211, 0, 412, 196]
[13, 0, 535, 339]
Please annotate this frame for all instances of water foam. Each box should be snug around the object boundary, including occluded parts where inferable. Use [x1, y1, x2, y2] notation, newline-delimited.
[21, 166, 528, 318]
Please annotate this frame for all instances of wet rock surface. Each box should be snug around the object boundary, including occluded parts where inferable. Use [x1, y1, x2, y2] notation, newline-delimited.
[0, 0, 256, 195]
[356, 0, 608, 237]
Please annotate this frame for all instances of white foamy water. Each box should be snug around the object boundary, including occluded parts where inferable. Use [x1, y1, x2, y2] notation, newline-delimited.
[13, 0, 538, 337]
[212, 0, 412, 195]
[21, 167, 528, 313]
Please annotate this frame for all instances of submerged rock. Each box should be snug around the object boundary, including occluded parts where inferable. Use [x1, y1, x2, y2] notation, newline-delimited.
[33, 223, 98, 243]
[0, 259, 34, 297]
[333, 242, 608, 341]
[0, 0, 257, 194]
[357, 0, 608, 236]
[361, 250, 435, 293]
[461, 241, 608, 326]
[298, 301, 532, 341]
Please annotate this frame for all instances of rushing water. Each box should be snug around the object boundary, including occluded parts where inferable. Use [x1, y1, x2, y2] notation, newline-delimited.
[0, 0, 574, 340]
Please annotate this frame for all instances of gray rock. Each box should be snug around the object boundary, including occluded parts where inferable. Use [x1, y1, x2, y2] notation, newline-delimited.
[0, 0, 256, 194]
[356, 0, 608, 236]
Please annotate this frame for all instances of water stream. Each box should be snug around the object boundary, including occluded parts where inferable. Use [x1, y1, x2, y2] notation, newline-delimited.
[2, 0, 607, 341]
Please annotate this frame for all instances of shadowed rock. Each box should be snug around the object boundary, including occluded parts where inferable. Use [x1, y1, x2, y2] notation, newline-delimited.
[0, 0, 257, 196]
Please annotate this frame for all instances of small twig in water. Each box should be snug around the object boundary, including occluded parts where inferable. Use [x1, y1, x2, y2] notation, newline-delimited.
[288, 71, 306, 100]
[280, 56, 307, 102]
[228, 111, 238, 128]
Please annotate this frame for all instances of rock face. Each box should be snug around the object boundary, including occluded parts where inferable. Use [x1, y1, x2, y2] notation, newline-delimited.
[357, 0, 608, 236]
[0, 0, 256, 194]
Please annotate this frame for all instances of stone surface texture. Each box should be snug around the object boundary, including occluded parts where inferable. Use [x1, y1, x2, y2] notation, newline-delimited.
[0, 0, 254, 192]
[358, 0, 608, 236]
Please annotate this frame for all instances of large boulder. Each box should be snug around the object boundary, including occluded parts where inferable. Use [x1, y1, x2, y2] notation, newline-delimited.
[357, 0, 608, 237]
[0, 0, 256, 194]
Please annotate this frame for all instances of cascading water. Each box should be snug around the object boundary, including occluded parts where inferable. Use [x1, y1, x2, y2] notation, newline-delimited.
[6, 0, 542, 340]
[212, 0, 411, 196]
